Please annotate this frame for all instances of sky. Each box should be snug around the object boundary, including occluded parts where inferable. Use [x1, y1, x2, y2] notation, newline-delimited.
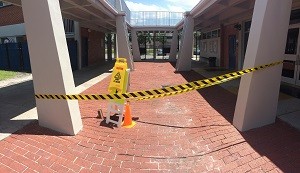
[125, 0, 200, 12]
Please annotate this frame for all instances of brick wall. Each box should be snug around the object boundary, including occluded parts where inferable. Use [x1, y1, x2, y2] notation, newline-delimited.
[88, 30, 105, 65]
[221, 24, 239, 69]
[81, 28, 105, 66]
[0, 5, 24, 27]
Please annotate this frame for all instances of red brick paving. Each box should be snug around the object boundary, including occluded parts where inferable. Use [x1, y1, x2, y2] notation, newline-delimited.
[0, 62, 299, 173]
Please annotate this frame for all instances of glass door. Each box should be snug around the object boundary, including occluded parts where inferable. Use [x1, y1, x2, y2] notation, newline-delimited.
[296, 57, 300, 85]
[282, 26, 300, 86]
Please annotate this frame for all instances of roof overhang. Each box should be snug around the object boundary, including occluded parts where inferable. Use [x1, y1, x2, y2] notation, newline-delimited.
[3, 0, 119, 33]
[177, 0, 300, 31]
[193, 0, 255, 31]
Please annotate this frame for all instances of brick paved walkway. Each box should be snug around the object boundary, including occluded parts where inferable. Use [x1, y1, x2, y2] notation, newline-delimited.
[0, 62, 299, 173]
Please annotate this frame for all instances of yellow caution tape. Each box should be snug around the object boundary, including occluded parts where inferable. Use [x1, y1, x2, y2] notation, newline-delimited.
[35, 61, 282, 101]
[138, 75, 241, 101]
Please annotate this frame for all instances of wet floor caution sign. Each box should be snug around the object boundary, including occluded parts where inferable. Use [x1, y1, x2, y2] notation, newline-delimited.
[106, 58, 131, 127]
[108, 58, 129, 95]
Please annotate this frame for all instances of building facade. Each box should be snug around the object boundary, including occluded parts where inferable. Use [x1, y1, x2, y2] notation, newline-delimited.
[198, 0, 300, 89]
[0, 1, 106, 71]
[0, 0, 298, 135]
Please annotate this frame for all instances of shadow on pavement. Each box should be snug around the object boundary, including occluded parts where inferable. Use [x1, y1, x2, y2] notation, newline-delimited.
[12, 120, 69, 136]
[178, 68, 300, 173]
[0, 60, 115, 135]
[73, 61, 114, 87]
[0, 80, 36, 135]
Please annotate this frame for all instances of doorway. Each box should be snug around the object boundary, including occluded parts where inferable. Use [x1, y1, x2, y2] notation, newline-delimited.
[81, 37, 88, 67]
[137, 31, 171, 60]
[228, 35, 236, 69]
[282, 26, 300, 86]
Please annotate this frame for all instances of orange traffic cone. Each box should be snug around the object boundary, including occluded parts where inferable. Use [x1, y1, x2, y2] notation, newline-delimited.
[122, 102, 136, 128]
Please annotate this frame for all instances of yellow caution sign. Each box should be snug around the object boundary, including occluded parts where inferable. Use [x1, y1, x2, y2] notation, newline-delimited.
[108, 58, 128, 93]
[108, 58, 129, 104]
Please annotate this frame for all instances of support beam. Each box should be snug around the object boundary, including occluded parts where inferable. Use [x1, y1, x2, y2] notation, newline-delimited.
[176, 12, 194, 71]
[115, 0, 122, 12]
[22, 0, 83, 135]
[74, 21, 82, 70]
[114, 34, 117, 59]
[63, 0, 114, 31]
[233, 0, 292, 131]
[107, 33, 113, 61]
[169, 30, 178, 62]
[153, 32, 157, 60]
[62, 12, 110, 33]
[116, 13, 134, 70]
[131, 29, 141, 61]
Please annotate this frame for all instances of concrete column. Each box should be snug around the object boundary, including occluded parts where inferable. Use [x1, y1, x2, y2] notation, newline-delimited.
[233, 0, 292, 131]
[22, 0, 83, 135]
[115, 0, 122, 12]
[153, 32, 157, 60]
[176, 12, 194, 71]
[116, 12, 134, 70]
[74, 21, 82, 69]
[131, 29, 141, 61]
[114, 34, 117, 59]
[169, 30, 178, 62]
[107, 33, 113, 61]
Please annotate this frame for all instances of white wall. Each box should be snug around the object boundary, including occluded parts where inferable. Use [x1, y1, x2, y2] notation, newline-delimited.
[0, 23, 25, 37]
[200, 37, 221, 66]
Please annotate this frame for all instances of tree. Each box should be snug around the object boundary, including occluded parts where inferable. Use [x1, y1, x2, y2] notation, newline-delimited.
[137, 32, 152, 47]
[155, 33, 167, 45]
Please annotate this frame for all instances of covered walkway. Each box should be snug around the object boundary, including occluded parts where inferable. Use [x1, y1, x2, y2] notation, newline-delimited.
[0, 62, 299, 172]
[0, 61, 114, 140]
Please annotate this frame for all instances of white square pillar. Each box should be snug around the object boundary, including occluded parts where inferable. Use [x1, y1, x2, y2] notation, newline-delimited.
[116, 13, 134, 70]
[22, 0, 83, 135]
[74, 21, 82, 70]
[169, 30, 179, 62]
[233, 0, 292, 131]
[176, 12, 194, 71]
[131, 29, 141, 61]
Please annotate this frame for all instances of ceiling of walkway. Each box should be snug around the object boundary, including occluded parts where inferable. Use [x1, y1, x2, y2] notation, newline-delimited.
[192, 0, 255, 30]
[3, 0, 117, 33]
[192, 0, 300, 31]
[4, 0, 300, 33]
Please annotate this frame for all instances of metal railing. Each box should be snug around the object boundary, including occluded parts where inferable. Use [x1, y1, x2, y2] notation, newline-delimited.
[107, 0, 115, 7]
[106, 1, 183, 26]
[130, 11, 183, 26]
[106, 0, 130, 23]
[121, 0, 131, 23]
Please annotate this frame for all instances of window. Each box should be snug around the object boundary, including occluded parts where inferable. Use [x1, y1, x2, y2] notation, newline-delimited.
[211, 30, 218, 38]
[282, 60, 295, 78]
[244, 21, 252, 56]
[202, 33, 207, 39]
[63, 19, 75, 33]
[200, 29, 220, 40]
[285, 28, 299, 55]
[206, 32, 212, 39]
[244, 21, 251, 32]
